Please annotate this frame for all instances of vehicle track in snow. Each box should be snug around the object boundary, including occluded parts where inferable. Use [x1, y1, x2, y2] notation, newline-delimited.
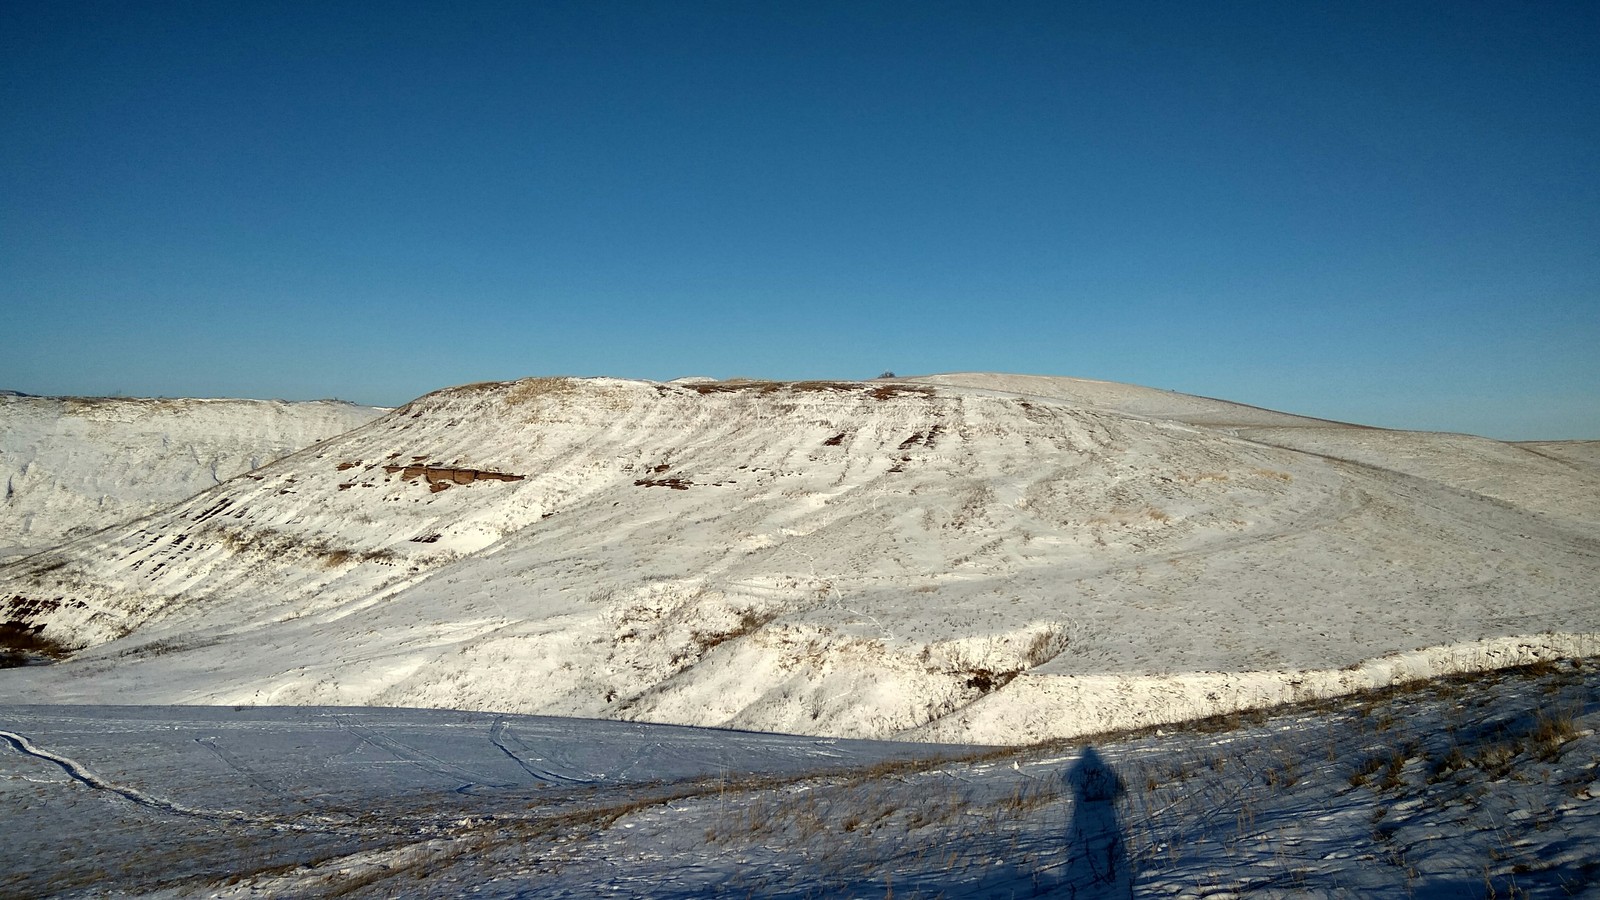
[488, 716, 594, 786]
[338, 717, 515, 792]
[0, 728, 369, 834]
[1, 727, 249, 822]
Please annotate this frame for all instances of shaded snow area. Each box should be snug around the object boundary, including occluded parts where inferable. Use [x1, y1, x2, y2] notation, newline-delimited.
[2, 375, 1597, 743]
[2, 662, 1596, 898]
[0, 396, 384, 561]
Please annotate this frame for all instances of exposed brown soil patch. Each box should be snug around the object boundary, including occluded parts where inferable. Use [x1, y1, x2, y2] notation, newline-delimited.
[682, 380, 935, 400]
[0, 620, 71, 668]
[382, 464, 527, 487]
[635, 477, 693, 490]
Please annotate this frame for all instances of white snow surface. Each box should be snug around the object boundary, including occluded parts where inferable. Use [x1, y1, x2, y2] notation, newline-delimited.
[1, 374, 1596, 744]
[0, 395, 384, 561]
[2, 662, 1596, 897]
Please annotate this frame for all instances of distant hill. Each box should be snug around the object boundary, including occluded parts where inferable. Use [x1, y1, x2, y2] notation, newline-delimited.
[0, 395, 385, 561]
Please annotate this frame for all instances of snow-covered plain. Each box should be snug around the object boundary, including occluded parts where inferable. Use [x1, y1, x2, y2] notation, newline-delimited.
[0, 395, 384, 561]
[2, 660, 1595, 897]
[1, 375, 1596, 744]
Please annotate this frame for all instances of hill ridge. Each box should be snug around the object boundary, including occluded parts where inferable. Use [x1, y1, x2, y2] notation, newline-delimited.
[1, 374, 1595, 743]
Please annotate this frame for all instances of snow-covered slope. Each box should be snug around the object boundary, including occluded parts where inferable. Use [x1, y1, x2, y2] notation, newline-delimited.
[913, 374, 1600, 529]
[0, 396, 385, 560]
[3, 662, 1595, 898]
[1, 376, 1595, 743]
[1518, 439, 1600, 475]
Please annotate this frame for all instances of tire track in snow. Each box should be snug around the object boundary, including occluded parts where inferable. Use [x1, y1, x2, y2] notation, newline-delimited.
[338, 717, 523, 793]
[0, 729, 356, 833]
[489, 717, 594, 785]
[0, 728, 240, 820]
[195, 736, 287, 798]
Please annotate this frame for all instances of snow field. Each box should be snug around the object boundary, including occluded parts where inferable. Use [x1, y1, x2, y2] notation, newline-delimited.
[1, 660, 1595, 897]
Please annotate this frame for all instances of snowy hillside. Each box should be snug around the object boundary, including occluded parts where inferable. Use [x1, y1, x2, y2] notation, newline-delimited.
[0, 396, 384, 561]
[913, 374, 1600, 531]
[0, 375, 1595, 743]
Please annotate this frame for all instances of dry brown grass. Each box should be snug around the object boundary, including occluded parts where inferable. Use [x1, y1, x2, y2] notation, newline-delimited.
[213, 525, 392, 569]
[1523, 658, 1562, 677]
[684, 380, 785, 394]
[867, 382, 934, 400]
[431, 380, 514, 398]
[1472, 742, 1519, 778]
[689, 607, 780, 655]
[1349, 755, 1385, 788]
[789, 381, 861, 393]
[1087, 506, 1172, 527]
[1022, 624, 1073, 667]
[1427, 745, 1469, 783]
[999, 778, 1062, 813]
[1376, 748, 1412, 791]
[680, 379, 934, 400]
[504, 377, 579, 406]
[1531, 707, 1580, 760]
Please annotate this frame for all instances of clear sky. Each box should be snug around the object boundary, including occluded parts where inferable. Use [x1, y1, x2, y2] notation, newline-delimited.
[3, 2, 1596, 439]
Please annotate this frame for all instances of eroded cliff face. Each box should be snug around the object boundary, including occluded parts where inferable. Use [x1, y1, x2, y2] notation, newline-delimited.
[0, 375, 1595, 743]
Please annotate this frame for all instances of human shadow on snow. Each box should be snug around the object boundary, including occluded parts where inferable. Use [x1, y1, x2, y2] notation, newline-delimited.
[642, 744, 1137, 899]
[1035, 744, 1135, 899]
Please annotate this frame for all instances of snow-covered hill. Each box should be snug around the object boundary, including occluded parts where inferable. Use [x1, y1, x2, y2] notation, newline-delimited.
[1, 375, 1595, 743]
[0, 396, 385, 561]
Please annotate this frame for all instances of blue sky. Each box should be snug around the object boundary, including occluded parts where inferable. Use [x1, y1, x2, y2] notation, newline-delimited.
[3, 2, 1596, 438]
